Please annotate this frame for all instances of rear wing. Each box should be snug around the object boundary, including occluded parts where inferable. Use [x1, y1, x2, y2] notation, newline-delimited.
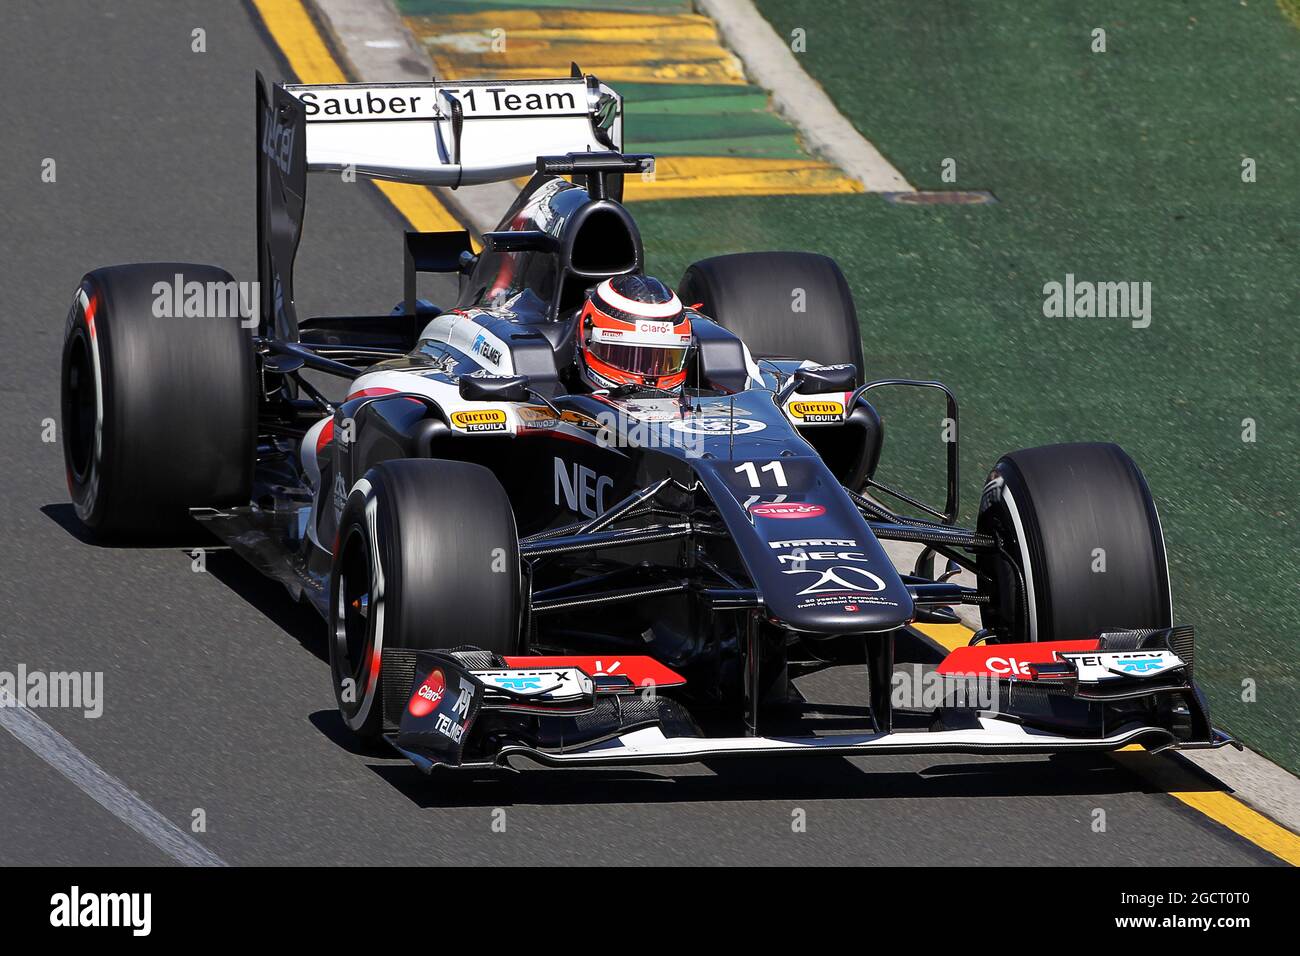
[255, 70, 623, 339]
[285, 76, 622, 186]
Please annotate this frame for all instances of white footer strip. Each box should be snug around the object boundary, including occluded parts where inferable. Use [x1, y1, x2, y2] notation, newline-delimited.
[0, 698, 226, 867]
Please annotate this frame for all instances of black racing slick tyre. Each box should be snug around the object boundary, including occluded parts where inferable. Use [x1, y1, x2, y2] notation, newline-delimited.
[679, 251, 864, 381]
[329, 459, 523, 740]
[60, 263, 255, 536]
[977, 443, 1173, 643]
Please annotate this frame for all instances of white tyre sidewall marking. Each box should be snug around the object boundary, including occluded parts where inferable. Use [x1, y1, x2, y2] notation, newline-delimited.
[343, 478, 386, 731]
[75, 287, 106, 519]
[999, 484, 1039, 642]
[1148, 497, 1174, 624]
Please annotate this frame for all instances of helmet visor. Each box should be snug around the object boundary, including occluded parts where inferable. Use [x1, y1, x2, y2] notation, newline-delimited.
[588, 340, 688, 379]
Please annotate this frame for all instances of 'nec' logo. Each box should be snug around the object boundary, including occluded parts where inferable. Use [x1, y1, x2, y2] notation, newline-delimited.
[554, 457, 612, 518]
[261, 107, 296, 176]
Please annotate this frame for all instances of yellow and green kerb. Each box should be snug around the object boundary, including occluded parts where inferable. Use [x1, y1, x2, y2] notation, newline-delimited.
[396, 0, 864, 201]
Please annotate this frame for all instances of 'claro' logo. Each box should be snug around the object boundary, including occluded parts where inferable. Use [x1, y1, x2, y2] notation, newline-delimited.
[450, 409, 508, 433]
[788, 400, 845, 423]
[982, 656, 1032, 677]
[408, 668, 446, 717]
[750, 502, 826, 520]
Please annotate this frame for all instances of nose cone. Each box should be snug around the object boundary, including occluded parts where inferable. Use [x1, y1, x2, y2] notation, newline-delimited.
[756, 532, 914, 635]
[695, 458, 914, 636]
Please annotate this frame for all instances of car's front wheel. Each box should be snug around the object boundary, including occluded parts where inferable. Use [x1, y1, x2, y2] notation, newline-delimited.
[976, 442, 1173, 643]
[329, 459, 523, 740]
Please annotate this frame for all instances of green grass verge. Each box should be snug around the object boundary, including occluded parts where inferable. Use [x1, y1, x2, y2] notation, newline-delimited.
[629, 0, 1299, 769]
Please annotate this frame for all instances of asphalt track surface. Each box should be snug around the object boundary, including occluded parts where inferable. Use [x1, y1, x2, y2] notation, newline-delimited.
[0, 0, 1281, 866]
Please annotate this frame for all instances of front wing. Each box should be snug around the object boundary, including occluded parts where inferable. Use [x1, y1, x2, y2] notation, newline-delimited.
[383, 628, 1237, 773]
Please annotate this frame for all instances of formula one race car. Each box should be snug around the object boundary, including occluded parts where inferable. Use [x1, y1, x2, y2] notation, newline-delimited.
[59, 72, 1234, 771]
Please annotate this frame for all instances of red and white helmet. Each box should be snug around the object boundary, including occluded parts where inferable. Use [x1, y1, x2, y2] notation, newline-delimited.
[578, 275, 693, 391]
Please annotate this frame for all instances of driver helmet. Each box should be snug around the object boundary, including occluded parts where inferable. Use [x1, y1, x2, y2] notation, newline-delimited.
[577, 275, 692, 391]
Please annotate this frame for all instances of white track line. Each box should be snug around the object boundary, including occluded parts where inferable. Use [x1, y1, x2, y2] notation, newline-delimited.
[0, 697, 226, 867]
[697, 0, 914, 192]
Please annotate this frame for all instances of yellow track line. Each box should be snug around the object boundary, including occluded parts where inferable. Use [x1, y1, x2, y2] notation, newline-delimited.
[915, 620, 1299, 864]
[250, 0, 344, 82]
[1170, 790, 1300, 865]
[249, 0, 466, 235]
[911, 621, 970, 653]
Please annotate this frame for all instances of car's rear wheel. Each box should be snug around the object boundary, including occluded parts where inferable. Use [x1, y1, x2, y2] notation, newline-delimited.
[329, 459, 523, 740]
[680, 252, 877, 486]
[60, 263, 255, 536]
[977, 442, 1172, 642]
[678, 251, 863, 381]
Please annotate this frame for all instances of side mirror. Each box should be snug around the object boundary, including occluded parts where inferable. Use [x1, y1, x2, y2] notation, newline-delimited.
[459, 373, 531, 403]
[793, 363, 858, 394]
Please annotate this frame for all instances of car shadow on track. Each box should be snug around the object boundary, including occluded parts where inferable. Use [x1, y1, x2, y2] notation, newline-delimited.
[202, 551, 329, 664]
[41, 502, 220, 550]
[359, 749, 1170, 809]
[43, 501, 329, 663]
[308, 709, 404, 758]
